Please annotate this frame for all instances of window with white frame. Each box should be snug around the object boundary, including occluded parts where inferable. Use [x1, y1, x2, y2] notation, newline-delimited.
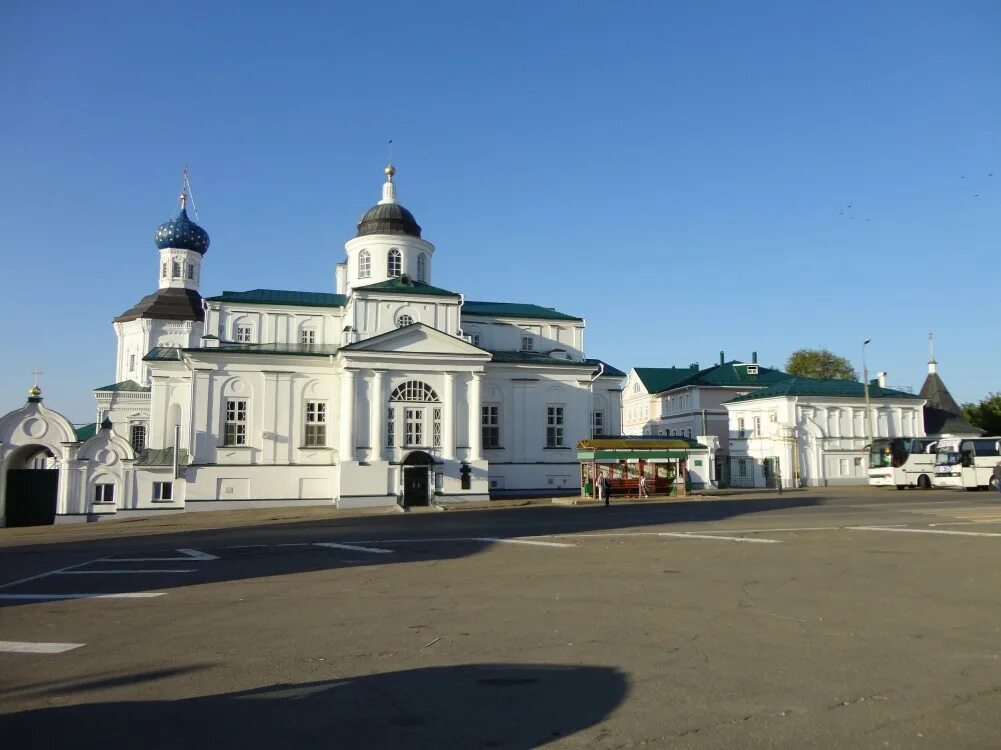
[358, 249, 371, 278]
[417, 252, 427, 281]
[235, 324, 253, 344]
[300, 328, 316, 345]
[304, 401, 326, 446]
[94, 483, 114, 503]
[129, 354, 136, 372]
[482, 405, 500, 448]
[737, 417, 746, 439]
[396, 313, 414, 328]
[389, 380, 440, 448]
[153, 481, 173, 501]
[388, 248, 402, 277]
[521, 336, 534, 352]
[592, 410, 605, 437]
[161, 262, 167, 278]
[187, 263, 194, 280]
[546, 406, 565, 448]
[172, 260, 181, 278]
[753, 416, 761, 435]
[738, 459, 747, 477]
[225, 399, 248, 445]
[130, 424, 147, 452]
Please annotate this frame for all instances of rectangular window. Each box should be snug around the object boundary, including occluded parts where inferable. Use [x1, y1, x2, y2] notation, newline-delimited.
[482, 405, 500, 449]
[172, 260, 181, 278]
[187, 263, 194, 280]
[235, 326, 252, 344]
[546, 406, 564, 448]
[130, 424, 147, 452]
[753, 416, 761, 435]
[387, 407, 395, 447]
[161, 262, 167, 278]
[225, 399, 248, 445]
[153, 481, 173, 501]
[521, 336, 534, 352]
[94, 483, 114, 503]
[432, 407, 442, 448]
[129, 354, 136, 372]
[304, 401, 326, 447]
[300, 329, 316, 346]
[737, 418, 746, 439]
[405, 408, 424, 447]
[471, 333, 481, 347]
[738, 459, 747, 477]
[592, 411, 605, 437]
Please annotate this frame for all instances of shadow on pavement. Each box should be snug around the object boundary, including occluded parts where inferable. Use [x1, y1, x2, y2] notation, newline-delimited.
[0, 663, 629, 749]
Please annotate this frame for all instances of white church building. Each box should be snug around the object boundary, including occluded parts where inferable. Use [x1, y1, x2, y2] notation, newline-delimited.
[0, 165, 623, 525]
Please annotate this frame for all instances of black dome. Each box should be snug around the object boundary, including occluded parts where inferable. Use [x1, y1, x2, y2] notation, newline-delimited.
[356, 202, 422, 238]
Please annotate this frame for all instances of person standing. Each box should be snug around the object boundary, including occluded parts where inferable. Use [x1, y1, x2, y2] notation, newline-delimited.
[993, 460, 1001, 496]
[638, 473, 649, 498]
[600, 474, 612, 507]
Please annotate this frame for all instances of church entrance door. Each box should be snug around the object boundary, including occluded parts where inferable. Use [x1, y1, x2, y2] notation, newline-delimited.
[402, 451, 434, 508]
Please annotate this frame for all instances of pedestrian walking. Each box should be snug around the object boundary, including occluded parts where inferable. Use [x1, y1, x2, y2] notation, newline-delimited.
[638, 473, 649, 498]
[993, 460, 1001, 497]
[594, 471, 604, 503]
[600, 474, 612, 507]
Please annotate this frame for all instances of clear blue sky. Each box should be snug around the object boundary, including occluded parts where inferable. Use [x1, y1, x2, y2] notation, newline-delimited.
[1, 1, 998, 423]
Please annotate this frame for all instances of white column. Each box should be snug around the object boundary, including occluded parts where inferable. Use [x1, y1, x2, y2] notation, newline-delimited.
[339, 369, 356, 462]
[468, 372, 482, 461]
[443, 372, 456, 460]
[370, 370, 385, 461]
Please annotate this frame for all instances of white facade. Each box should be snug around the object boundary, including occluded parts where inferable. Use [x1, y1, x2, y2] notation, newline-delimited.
[0, 166, 622, 524]
[724, 391, 927, 488]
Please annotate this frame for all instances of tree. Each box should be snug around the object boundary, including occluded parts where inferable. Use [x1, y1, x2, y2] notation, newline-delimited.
[785, 348, 858, 380]
[962, 393, 1001, 435]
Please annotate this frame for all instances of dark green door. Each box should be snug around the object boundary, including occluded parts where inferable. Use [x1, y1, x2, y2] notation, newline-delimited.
[5, 469, 58, 527]
[403, 468, 429, 508]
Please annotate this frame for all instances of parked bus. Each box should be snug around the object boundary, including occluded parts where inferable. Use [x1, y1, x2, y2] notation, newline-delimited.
[932, 437, 1001, 490]
[868, 437, 938, 489]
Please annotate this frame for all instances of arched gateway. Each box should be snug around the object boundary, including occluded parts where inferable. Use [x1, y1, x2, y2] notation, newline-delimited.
[4, 445, 59, 526]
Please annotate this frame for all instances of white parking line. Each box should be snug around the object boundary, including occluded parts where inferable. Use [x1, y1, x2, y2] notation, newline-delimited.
[849, 526, 1001, 538]
[475, 537, 576, 548]
[314, 542, 393, 554]
[110, 548, 218, 562]
[658, 532, 781, 544]
[0, 593, 166, 601]
[55, 570, 196, 575]
[0, 558, 109, 591]
[0, 641, 85, 654]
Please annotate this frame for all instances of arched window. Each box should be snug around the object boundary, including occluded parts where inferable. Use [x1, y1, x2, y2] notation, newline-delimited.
[388, 248, 401, 277]
[358, 249, 371, 278]
[388, 380, 441, 448]
[417, 253, 426, 282]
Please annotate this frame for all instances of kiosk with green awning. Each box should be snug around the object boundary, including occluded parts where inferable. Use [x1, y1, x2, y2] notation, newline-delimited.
[576, 436, 708, 498]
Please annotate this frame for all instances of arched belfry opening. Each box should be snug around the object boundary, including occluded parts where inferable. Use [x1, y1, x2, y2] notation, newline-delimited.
[401, 450, 434, 508]
[3, 444, 58, 526]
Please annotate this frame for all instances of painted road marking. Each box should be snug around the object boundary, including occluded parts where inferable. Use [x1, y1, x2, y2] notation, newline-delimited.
[475, 537, 576, 548]
[314, 542, 393, 554]
[0, 558, 110, 591]
[658, 532, 781, 544]
[850, 526, 1001, 538]
[110, 548, 218, 562]
[0, 641, 85, 654]
[0, 593, 166, 601]
[55, 569, 197, 575]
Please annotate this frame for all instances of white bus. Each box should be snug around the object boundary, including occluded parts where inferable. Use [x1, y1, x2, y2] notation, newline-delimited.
[932, 437, 1001, 490]
[868, 437, 938, 489]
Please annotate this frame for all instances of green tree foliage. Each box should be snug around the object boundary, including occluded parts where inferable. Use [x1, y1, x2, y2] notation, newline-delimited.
[785, 348, 858, 380]
[962, 393, 1001, 435]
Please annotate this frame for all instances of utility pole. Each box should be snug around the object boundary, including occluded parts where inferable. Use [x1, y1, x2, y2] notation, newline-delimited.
[863, 339, 872, 448]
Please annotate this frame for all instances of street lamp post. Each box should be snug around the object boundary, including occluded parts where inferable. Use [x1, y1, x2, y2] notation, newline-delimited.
[862, 339, 872, 449]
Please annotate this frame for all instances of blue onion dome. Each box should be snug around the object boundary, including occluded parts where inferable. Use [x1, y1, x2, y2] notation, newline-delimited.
[154, 207, 210, 254]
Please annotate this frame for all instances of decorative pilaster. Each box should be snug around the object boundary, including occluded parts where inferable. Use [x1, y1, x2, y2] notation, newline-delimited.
[370, 370, 386, 461]
[443, 372, 456, 460]
[468, 372, 482, 461]
[339, 369, 356, 462]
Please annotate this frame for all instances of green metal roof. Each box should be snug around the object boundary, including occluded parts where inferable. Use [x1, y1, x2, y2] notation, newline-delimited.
[205, 289, 348, 308]
[353, 278, 460, 297]
[463, 301, 582, 321]
[135, 448, 190, 466]
[486, 351, 624, 376]
[636, 361, 791, 394]
[727, 376, 923, 403]
[74, 423, 98, 442]
[144, 347, 183, 361]
[93, 379, 150, 393]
